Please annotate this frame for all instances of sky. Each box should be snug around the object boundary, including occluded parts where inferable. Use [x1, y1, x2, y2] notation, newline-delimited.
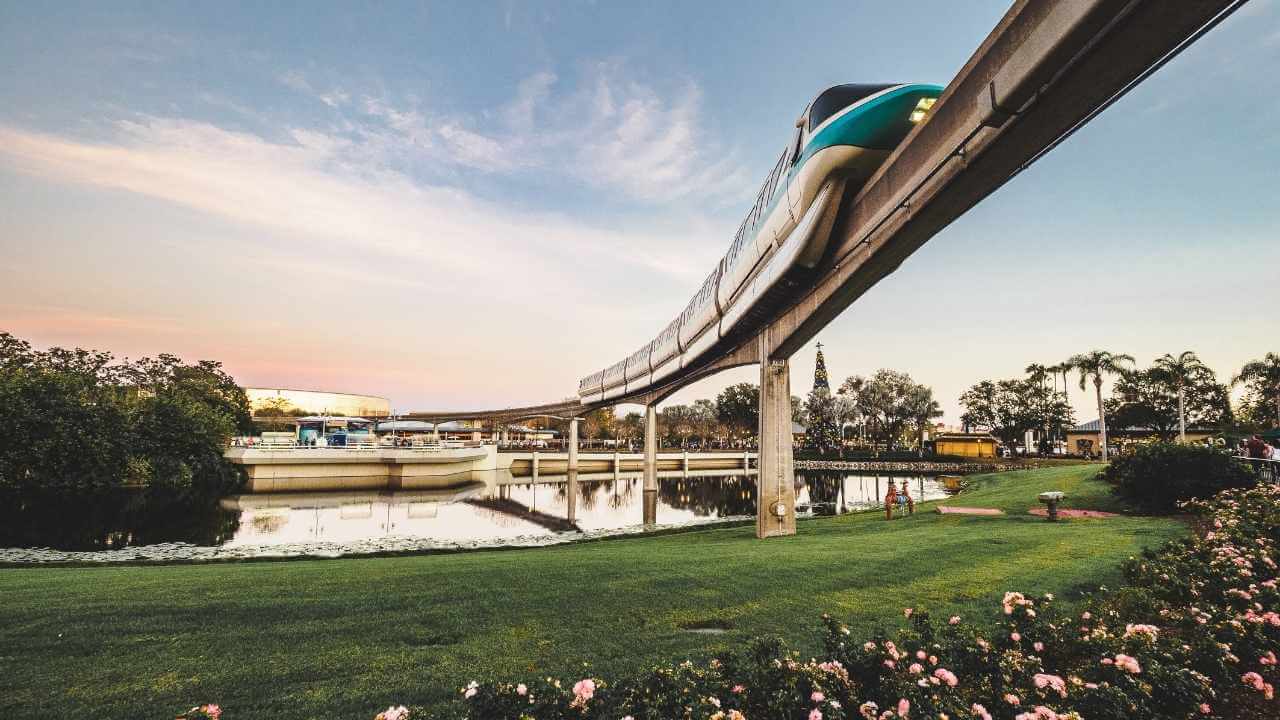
[1, 0, 1277, 424]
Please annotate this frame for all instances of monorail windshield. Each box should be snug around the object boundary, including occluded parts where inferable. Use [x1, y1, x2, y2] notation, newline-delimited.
[809, 84, 896, 131]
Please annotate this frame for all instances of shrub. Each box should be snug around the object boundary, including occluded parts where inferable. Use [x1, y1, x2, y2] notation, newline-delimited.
[1101, 443, 1255, 514]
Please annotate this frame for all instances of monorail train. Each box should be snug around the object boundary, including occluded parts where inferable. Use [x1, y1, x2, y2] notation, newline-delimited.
[579, 82, 944, 404]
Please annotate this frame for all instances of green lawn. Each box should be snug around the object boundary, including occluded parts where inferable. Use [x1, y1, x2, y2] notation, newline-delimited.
[0, 465, 1183, 719]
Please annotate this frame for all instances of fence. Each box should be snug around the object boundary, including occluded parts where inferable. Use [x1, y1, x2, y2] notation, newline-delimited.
[1239, 456, 1280, 485]
[229, 436, 483, 451]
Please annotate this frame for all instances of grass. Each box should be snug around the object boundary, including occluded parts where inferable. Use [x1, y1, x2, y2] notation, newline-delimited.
[0, 465, 1183, 719]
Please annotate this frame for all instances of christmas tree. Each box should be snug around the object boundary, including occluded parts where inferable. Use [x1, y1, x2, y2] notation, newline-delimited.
[813, 342, 830, 391]
[805, 342, 840, 452]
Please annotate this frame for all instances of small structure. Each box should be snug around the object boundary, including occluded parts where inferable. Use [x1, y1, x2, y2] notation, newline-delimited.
[1066, 419, 1217, 456]
[935, 432, 999, 458]
[294, 416, 375, 446]
[1038, 491, 1064, 522]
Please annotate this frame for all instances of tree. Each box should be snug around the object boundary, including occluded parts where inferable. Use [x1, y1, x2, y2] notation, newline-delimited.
[844, 370, 933, 452]
[659, 405, 698, 447]
[833, 393, 860, 442]
[716, 383, 759, 443]
[1233, 352, 1280, 428]
[960, 377, 1074, 454]
[0, 333, 249, 492]
[1151, 351, 1215, 442]
[1047, 362, 1073, 448]
[616, 412, 644, 448]
[582, 406, 617, 441]
[1025, 363, 1050, 390]
[905, 385, 943, 455]
[691, 399, 718, 445]
[1107, 366, 1230, 443]
[1067, 350, 1134, 461]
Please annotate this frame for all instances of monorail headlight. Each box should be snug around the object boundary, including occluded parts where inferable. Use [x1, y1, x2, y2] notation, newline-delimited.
[909, 97, 937, 123]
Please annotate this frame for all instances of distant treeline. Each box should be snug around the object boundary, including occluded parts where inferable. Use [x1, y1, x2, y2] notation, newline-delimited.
[0, 333, 252, 492]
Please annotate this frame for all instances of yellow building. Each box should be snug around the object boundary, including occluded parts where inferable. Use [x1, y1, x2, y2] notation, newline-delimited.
[935, 433, 1000, 458]
[247, 388, 390, 418]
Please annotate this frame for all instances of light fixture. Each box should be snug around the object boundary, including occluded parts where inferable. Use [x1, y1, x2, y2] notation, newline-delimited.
[909, 97, 937, 123]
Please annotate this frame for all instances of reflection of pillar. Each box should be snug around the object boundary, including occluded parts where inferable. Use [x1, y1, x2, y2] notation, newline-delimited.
[566, 470, 578, 524]
[643, 403, 657, 525]
[643, 482, 656, 525]
[568, 418, 580, 472]
[757, 336, 796, 539]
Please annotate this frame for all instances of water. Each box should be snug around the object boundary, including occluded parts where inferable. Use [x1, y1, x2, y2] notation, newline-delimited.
[0, 471, 952, 551]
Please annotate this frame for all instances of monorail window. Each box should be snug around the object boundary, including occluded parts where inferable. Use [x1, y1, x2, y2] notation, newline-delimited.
[809, 84, 896, 132]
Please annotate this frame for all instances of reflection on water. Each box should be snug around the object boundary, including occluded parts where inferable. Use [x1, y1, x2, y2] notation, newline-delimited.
[2, 471, 951, 550]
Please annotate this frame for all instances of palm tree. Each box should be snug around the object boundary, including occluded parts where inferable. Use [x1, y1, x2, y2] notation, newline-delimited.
[1152, 351, 1212, 443]
[1025, 363, 1050, 390]
[1025, 363, 1051, 451]
[907, 386, 943, 457]
[1233, 352, 1280, 428]
[1067, 350, 1135, 461]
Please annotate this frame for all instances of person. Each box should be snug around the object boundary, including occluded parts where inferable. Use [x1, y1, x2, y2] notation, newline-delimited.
[899, 483, 915, 515]
[1247, 435, 1269, 459]
[885, 482, 899, 520]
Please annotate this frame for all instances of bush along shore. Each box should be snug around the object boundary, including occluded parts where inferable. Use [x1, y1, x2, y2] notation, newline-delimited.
[185, 482, 1276, 719]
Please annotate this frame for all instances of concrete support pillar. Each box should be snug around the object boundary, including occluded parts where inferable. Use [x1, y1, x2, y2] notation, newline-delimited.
[432, 423, 440, 442]
[568, 418, 580, 472]
[531, 451, 540, 481]
[743, 450, 751, 470]
[643, 403, 658, 525]
[757, 336, 796, 539]
[682, 449, 689, 472]
[613, 451, 621, 478]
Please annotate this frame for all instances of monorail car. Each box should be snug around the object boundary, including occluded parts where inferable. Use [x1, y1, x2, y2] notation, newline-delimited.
[579, 82, 943, 403]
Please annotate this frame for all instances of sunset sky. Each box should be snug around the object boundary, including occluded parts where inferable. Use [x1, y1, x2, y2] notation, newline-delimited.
[1, 1, 1277, 423]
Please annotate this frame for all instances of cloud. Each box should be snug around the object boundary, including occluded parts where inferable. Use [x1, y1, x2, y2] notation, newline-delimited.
[568, 72, 751, 204]
[0, 117, 720, 294]
[503, 71, 557, 132]
[278, 70, 312, 93]
[274, 63, 752, 206]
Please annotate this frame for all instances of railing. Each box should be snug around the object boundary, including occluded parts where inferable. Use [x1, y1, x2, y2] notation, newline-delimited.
[1239, 456, 1280, 485]
[229, 437, 484, 451]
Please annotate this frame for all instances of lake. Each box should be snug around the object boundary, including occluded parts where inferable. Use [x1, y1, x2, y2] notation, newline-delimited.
[0, 471, 954, 551]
